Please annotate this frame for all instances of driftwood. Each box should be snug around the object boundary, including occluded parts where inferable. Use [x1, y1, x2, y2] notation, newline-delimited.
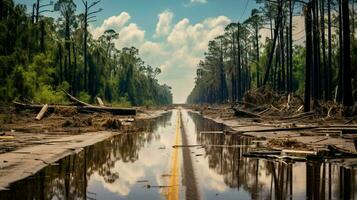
[282, 111, 315, 120]
[14, 102, 136, 116]
[233, 108, 261, 118]
[35, 104, 48, 120]
[295, 105, 304, 113]
[258, 107, 270, 115]
[229, 126, 319, 135]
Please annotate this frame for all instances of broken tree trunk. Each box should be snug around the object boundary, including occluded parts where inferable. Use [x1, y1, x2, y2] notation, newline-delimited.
[14, 102, 136, 116]
[35, 104, 48, 120]
[96, 97, 105, 107]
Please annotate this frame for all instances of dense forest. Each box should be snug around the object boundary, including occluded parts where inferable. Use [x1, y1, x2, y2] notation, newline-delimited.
[187, 0, 357, 111]
[0, 0, 173, 106]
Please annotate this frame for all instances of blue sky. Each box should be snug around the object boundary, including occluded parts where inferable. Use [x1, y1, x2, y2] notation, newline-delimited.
[16, 0, 259, 103]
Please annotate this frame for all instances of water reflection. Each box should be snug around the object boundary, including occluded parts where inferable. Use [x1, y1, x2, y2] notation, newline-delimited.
[187, 111, 357, 200]
[0, 111, 174, 200]
[0, 110, 356, 200]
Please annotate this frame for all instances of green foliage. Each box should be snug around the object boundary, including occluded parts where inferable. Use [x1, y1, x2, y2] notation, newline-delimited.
[34, 85, 67, 104]
[78, 91, 91, 103]
[0, 0, 173, 106]
[111, 95, 132, 108]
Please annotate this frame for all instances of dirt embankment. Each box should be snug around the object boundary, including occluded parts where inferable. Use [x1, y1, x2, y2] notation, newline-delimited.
[0, 105, 170, 190]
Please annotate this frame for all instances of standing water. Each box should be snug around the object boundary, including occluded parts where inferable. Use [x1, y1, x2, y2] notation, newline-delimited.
[0, 109, 356, 200]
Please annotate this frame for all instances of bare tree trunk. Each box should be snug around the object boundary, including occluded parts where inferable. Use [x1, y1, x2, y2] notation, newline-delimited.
[58, 43, 63, 83]
[312, 0, 321, 101]
[65, 14, 71, 84]
[337, 0, 343, 102]
[305, 3, 313, 112]
[341, 0, 353, 106]
[321, 0, 328, 100]
[36, 0, 39, 23]
[280, 20, 286, 92]
[263, 0, 283, 86]
[327, 0, 332, 100]
[0, 0, 3, 21]
[40, 20, 45, 53]
[289, 0, 294, 92]
[237, 23, 242, 100]
[256, 24, 260, 88]
[72, 44, 77, 95]
[84, 2, 88, 91]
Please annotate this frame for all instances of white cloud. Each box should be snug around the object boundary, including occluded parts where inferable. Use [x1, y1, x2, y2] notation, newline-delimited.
[190, 0, 207, 4]
[115, 23, 145, 48]
[89, 12, 131, 39]
[89, 11, 231, 103]
[184, 0, 207, 7]
[155, 10, 174, 37]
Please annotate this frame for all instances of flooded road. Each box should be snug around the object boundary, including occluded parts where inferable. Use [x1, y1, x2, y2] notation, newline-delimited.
[0, 109, 356, 200]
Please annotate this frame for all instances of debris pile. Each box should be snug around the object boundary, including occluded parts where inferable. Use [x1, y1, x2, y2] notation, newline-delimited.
[187, 88, 357, 157]
[268, 138, 308, 150]
[0, 91, 139, 136]
[14, 90, 136, 120]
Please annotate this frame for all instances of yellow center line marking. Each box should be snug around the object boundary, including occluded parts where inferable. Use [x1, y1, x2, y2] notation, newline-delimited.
[167, 110, 181, 200]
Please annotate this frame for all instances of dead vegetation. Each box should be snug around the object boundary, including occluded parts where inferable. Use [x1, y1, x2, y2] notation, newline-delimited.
[268, 138, 308, 150]
[188, 88, 357, 155]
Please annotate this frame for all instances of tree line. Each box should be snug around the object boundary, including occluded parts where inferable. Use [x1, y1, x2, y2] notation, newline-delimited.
[0, 0, 173, 106]
[187, 0, 356, 111]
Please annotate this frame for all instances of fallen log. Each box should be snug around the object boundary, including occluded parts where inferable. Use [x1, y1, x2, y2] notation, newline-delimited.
[243, 151, 307, 161]
[229, 126, 319, 135]
[14, 102, 136, 116]
[233, 108, 261, 118]
[282, 111, 315, 120]
[62, 90, 92, 107]
[35, 104, 48, 120]
[328, 145, 357, 157]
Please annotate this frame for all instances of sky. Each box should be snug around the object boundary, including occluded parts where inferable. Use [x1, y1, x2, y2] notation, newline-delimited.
[16, 0, 259, 103]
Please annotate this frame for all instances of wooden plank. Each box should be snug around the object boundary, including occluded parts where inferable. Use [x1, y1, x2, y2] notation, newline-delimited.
[35, 104, 48, 120]
[199, 131, 224, 134]
[0, 136, 15, 139]
[96, 97, 105, 107]
[281, 149, 317, 155]
[229, 126, 319, 135]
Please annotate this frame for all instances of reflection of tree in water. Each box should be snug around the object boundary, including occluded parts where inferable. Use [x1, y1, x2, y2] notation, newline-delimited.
[188, 112, 357, 199]
[0, 111, 173, 200]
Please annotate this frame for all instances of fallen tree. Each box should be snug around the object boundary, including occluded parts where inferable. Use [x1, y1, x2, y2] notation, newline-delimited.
[14, 102, 136, 116]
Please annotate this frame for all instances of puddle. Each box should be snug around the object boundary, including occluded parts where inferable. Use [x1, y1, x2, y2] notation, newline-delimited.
[187, 111, 357, 200]
[0, 109, 356, 200]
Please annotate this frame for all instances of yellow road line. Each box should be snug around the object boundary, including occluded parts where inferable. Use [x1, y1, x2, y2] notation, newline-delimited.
[167, 110, 181, 200]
